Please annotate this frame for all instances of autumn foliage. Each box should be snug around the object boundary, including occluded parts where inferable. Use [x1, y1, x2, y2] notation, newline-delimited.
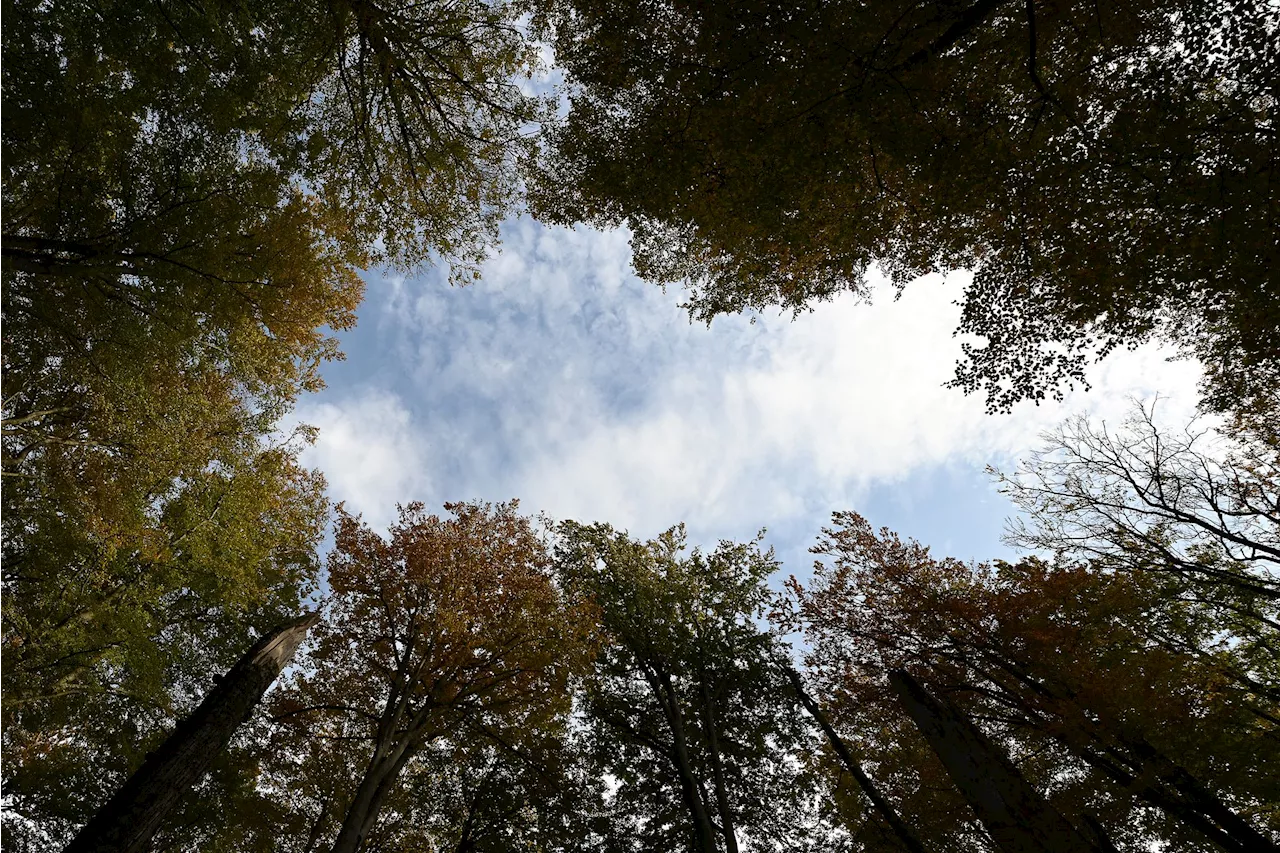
[4, 1, 1279, 851]
[790, 512, 1279, 851]
[264, 502, 598, 853]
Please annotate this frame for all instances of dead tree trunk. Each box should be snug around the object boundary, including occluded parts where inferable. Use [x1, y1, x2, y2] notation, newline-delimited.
[889, 670, 1112, 853]
[66, 613, 320, 853]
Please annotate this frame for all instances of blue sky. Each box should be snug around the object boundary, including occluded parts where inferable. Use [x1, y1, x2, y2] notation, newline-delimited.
[290, 215, 1203, 583]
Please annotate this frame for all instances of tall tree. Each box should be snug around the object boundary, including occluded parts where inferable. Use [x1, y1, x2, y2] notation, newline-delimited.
[65, 613, 319, 853]
[994, 401, 1280, 604]
[791, 511, 1280, 852]
[782, 665, 929, 853]
[887, 669, 1113, 853]
[2, 0, 545, 617]
[0, 0, 542, 654]
[555, 522, 832, 853]
[3, 0, 544, 842]
[530, 0, 1279, 414]
[262, 502, 597, 853]
[1, 434, 329, 850]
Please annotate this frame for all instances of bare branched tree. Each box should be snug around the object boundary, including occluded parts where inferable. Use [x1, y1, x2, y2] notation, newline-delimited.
[994, 400, 1280, 603]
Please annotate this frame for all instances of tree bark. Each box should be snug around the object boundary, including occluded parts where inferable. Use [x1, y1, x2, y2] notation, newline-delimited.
[889, 670, 1112, 853]
[649, 668, 719, 853]
[329, 734, 418, 853]
[990, 656, 1279, 852]
[784, 666, 930, 853]
[65, 613, 320, 853]
[1069, 742, 1269, 853]
[700, 679, 739, 853]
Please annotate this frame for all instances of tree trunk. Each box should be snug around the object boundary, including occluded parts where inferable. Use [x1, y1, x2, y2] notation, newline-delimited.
[1128, 735, 1278, 852]
[992, 656, 1279, 852]
[651, 669, 719, 853]
[65, 613, 320, 853]
[889, 670, 1112, 853]
[700, 679, 739, 853]
[330, 735, 418, 853]
[1069, 743, 1267, 853]
[784, 666, 929, 853]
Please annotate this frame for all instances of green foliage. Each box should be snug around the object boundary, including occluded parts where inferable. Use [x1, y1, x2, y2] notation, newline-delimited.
[1, 433, 329, 850]
[555, 522, 835, 853]
[531, 0, 1279, 413]
[2, 0, 545, 846]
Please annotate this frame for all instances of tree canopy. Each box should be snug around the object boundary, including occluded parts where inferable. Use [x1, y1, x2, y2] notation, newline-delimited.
[13, 409, 1280, 852]
[791, 514, 1279, 851]
[5, 1, 1279, 850]
[554, 522, 832, 853]
[530, 0, 1279, 413]
[2, 0, 544, 845]
[261, 502, 597, 853]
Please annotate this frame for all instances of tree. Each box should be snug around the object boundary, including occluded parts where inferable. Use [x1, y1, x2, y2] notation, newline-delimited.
[530, 0, 1279, 414]
[887, 669, 1113, 853]
[65, 613, 319, 853]
[554, 522, 831, 853]
[3, 0, 544, 842]
[782, 665, 930, 853]
[791, 512, 1280, 852]
[1, 434, 329, 851]
[994, 401, 1280, 604]
[2, 0, 546, 620]
[388, 727, 603, 853]
[263, 501, 597, 853]
[0, 0, 543, 649]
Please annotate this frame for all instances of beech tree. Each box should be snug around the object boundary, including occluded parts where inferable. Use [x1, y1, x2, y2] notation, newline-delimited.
[531, 0, 1279, 414]
[994, 402, 1280, 603]
[2, 0, 544, 639]
[791, 513, 1280, 852]
[554, 522, 832, 853]
[3, 0, 543, 843]
[263, 502, 597, 853]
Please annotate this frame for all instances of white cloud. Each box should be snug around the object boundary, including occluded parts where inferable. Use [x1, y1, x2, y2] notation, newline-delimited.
[300, 218, 1204, 552]
[289, 390, 433, 531]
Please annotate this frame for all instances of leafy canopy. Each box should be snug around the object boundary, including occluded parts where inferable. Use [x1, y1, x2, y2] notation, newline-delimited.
[258, 502, 597, 853]
[531, 0, 1279, 413]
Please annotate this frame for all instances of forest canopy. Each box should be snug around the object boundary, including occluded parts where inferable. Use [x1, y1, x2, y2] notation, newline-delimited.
[530, 0, 1279, 413]
[3, 0, 1278, 852]
[11, 405, 1276, 852]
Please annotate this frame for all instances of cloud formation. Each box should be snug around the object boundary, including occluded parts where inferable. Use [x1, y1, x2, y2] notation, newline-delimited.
[295, 217, 1203, 561]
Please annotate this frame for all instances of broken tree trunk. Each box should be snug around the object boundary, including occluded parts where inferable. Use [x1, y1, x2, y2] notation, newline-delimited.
[889, 670, 1113, 853]
[66, 613, 321, 853]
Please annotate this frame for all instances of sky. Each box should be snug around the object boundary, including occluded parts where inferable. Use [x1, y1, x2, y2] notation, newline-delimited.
[288, 215, 1205, 584]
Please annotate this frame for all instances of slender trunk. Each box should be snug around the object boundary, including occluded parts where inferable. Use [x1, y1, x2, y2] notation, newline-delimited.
[651, 669, 718, 853]
[1127, 736, 1279, 852]
[455, 797, 478, 853]
[301, 793, 333, 853]
[784, 666, 929, 853]
[65, 613, 319, 853]
[699, 680, 739, 853]
[1070, 744, 1264, 853]
[329, 735, 418, 853]
[889, 670, 1112, 853]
